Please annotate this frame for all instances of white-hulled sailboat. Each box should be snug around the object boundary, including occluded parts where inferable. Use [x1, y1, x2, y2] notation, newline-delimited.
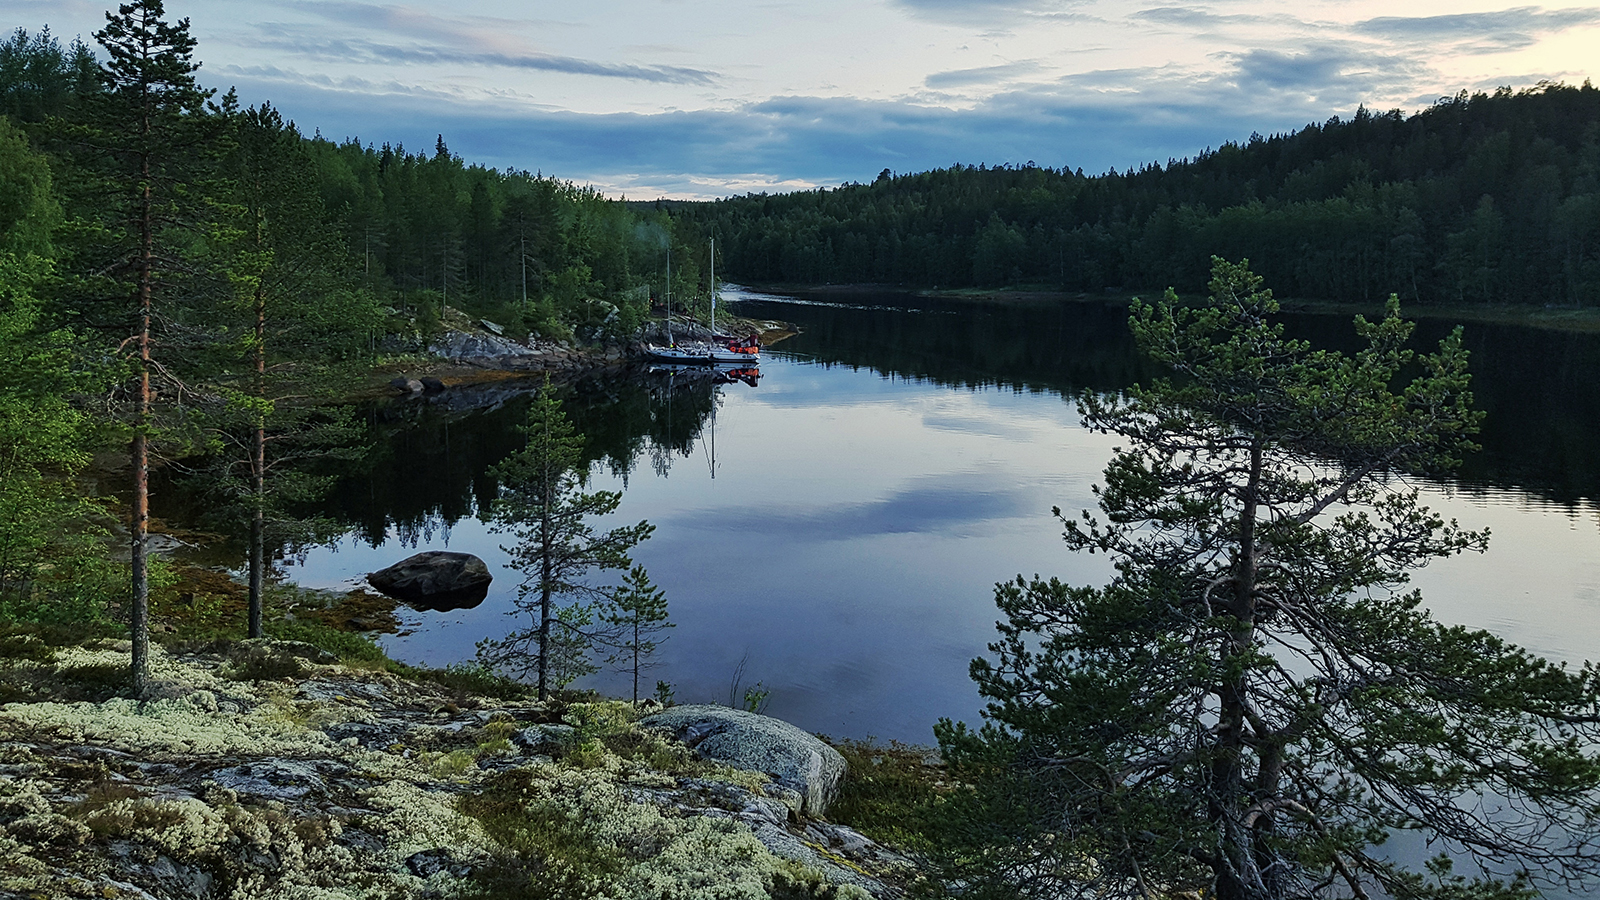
[644, 238, 761, 365]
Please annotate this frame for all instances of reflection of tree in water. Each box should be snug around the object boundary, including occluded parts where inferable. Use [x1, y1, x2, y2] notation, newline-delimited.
[562, 368, 723, 485]
[305, 370, 726, 549]
[744, 294, 1157, 396]
[755, 293, 1600, 505]
[160, 297, 1600, 561]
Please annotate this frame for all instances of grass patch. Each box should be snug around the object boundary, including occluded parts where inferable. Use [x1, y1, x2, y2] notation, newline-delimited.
[271, 619, 388, 664]
[402, 661, 533, 701]
[827, 738, 947, 853]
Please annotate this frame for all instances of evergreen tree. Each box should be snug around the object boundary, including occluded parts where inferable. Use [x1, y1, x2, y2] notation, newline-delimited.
[199, 100, 377, 637]
[935, 259, 1600, 900]
[602, 565, 672, 704]
[0, 118, 102, 606]
[478, 379, 654, 699]
[71, 0, 216, 694]
[0, 26, 99, 123]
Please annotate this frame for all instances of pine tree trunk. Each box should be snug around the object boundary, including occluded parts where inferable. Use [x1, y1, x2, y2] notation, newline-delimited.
[248, 283, 266, 637]
[1214, 438, 1265, 900]
[130, 171, 153, 698]
[538, 498, 552, 701]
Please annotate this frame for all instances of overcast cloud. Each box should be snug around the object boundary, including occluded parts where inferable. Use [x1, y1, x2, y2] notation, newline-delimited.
[4, 0, 1597, 197]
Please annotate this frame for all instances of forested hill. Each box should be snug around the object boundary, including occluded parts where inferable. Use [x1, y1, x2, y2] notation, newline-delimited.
[683, 83, 1600, 307]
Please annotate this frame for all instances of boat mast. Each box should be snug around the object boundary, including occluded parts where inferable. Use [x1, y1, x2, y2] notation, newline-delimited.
[665, 243, 672, 345]
[710, 237, 716, 337]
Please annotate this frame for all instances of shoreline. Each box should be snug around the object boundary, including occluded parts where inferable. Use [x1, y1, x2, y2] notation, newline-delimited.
[735, 281, 1600, 333]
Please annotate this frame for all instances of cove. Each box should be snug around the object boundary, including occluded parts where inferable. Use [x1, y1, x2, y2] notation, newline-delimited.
[280, 287, 1600, 745]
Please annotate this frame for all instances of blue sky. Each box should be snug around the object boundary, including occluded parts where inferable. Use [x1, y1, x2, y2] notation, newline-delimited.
[8, 0, 1600, 197]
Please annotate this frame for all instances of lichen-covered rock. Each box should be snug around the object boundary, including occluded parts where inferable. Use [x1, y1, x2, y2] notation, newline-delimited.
[0, 646, 914, 899]
[511, 723, 576, 755]
[640, 705, 847, 816]
[429, 330, 540, 367]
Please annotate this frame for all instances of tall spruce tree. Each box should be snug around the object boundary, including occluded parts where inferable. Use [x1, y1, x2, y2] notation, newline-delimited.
[936, 259, 1600, 900]
[478, 379, 653, 699]
[74, 0, 215, 693]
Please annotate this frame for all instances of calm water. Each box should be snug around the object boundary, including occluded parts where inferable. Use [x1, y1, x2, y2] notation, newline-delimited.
[280, 287, 1600, 744]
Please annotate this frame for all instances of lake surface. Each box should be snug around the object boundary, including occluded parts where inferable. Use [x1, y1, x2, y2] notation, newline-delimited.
[281, 287, 1600, 745]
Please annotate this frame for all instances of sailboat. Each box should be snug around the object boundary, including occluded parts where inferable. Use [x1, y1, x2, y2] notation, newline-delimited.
[644, 239, 761, 365]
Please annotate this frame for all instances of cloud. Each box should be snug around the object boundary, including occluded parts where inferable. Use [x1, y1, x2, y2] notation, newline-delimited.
[675, 476, 1038, 539]
[925, 61, 1043, 88]
[1131, 7, 1292, 29]
[1355, 6, 1600, 54]
[215, 52, 1378, 197]
[248, 32, 717, 84]
[1219, 44, 1424, 97]
[893, 0, 1095, 26]
[249, 1, 717, 84]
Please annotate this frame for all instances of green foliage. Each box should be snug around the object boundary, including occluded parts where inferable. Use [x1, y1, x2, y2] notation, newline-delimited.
[653, 680, 676, 707]
[0, 125, 110, 610]
[938, 259, 1600, 900]
[740, 684, 771, 714]
[827, 739, 945, 853]
[601, 565, 672, 704]
[0, 26, 99, 123]
[270, 618, 388, 664]
[0, 116, 58, 256]
[458, 770, 630, 900]
[477, 379, 654, 699]
[405, 661, 534, 700]
[692, 84, 1600, 306]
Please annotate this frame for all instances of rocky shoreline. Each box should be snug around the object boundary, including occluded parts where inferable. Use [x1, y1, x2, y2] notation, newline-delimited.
[0, 639, 919, 900]
[378, 307, 798, 396]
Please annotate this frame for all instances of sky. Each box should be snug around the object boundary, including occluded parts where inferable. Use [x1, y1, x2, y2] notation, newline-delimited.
[7, 0, 1600, 198]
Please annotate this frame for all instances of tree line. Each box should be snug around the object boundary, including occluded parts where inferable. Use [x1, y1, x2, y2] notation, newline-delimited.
[683, 83, 1600, 307]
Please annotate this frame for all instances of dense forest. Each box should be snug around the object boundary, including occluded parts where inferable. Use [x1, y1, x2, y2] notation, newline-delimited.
[684, 83, 1600, 306]
[0, 12, 717, 650]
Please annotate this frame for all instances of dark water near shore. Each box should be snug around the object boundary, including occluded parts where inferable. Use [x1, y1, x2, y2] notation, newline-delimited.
[277, 287, 1600, 744]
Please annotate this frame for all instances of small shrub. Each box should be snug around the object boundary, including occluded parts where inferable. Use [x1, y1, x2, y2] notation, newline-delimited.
[271, 619, 388, 664]
[460, 771, 625, 900]
[222, 651, 303, 682]
[409, 662, 532, 700]
[50, 662, 132, 702]
[0, 631, 54, 662]
[827, 739, 946, 853]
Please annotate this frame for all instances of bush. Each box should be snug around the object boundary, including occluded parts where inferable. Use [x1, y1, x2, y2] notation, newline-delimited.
[406, 661, 533, 700]
[271, 618, 387, 664]
[826, 738, 946, 853]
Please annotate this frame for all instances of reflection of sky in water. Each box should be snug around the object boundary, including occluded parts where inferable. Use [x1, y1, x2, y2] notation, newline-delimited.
[288, 355, 1116, 743]
[287, 354, 1600, 745]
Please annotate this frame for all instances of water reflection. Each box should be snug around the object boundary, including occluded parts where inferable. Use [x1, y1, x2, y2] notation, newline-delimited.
[264, 288, 1600, 744]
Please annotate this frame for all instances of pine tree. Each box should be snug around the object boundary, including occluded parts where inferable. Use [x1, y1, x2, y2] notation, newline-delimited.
[71, 0, 216, 694]
[478, 379, 654, 699]
[202, 100, 377, 637]
[602, 565, 672, 704]
[936, 258, 1600, 900]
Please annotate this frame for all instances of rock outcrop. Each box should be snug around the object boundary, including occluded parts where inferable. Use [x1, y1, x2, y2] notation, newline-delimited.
[428, 330, 544, 368]
[367, 551, 492, 609]
[0, 642, 916, 899]
[640, 705, 848, 816]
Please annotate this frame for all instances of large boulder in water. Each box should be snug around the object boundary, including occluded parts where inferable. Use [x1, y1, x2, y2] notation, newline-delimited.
[639, 705, 846, 816]
[367, 551, 492, 609]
